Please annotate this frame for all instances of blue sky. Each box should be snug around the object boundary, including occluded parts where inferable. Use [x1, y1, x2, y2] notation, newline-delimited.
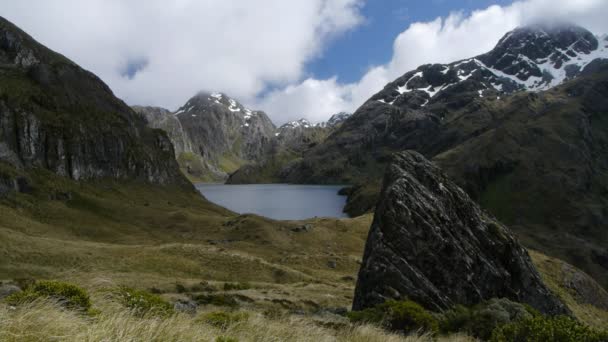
[309, 0, 515, 83]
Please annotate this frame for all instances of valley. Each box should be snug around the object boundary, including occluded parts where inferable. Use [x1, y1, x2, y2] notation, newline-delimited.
[1, 10, 608, 342]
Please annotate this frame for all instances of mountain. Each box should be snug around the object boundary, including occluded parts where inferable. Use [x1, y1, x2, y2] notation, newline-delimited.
[226, 113, 350, 184]
[245, 24, 608, 289]
[353, 151, 568, 315]
[0, 16, 188, 190]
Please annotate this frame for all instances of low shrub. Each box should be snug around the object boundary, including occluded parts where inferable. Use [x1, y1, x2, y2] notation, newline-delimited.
[5, 280, 91, 312]
[175, 283, 187, 293]
[440, 298, 533, 340]
[200, 311, 249, 329]
[194, 294, 239, 307]
[223, 282, 251, 291]
[348, 299, 439, 335]
[490, 315, 608, 342]
[115, 286, 174, 317]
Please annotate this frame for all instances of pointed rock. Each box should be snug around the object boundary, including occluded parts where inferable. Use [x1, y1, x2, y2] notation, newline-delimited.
[353, 151, 569, 315]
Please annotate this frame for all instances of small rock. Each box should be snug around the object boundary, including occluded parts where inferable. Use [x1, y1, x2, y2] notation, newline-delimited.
[0, 284, 21, 299]
[173, 299, 197, 314]
[327, 260, 337, 269]
[291, 224, 313, 233]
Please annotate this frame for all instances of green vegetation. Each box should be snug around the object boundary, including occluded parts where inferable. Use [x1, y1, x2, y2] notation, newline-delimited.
[193, 294, 239, 308]
[348, 300, 439, 335]
[200, 311, 250, 328]
[490, 316, 608, 342]
[223, 282, 251, 291]
[4, 281, 91, 312]
[115, 287, 174, 317]
[439, 299, 536, 340]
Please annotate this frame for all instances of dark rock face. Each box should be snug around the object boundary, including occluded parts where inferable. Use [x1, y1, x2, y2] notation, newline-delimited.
[133, 106, 194, 157]
[174, 92, 276, 180]
[176, 92, 276, 162]
[0, 17, 188, 187]
[353, 151, 568, 315]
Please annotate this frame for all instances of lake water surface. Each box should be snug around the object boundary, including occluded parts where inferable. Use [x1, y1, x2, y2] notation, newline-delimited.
[195, 184, 348, 220]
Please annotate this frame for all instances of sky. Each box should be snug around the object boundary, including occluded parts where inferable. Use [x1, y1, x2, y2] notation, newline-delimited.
[1, 0, 608, 125]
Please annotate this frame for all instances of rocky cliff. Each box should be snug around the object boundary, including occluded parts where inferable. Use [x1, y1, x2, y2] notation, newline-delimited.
[0, 17, 188, 189]
[227, 113, 350, 184]
[353, 151, 568, 315]
[133, 106, 194, 156]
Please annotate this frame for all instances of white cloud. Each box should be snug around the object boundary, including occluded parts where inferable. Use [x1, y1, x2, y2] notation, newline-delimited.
[258, 0, 608, 124]
[2, 0, 608, 125]
[0, 0, 363, 111]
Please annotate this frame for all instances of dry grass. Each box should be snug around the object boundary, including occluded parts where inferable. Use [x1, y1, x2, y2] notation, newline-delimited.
[0, 299, 475, 342]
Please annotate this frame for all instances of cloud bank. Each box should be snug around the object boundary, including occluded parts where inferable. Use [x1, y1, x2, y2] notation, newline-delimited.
[0, 0, 363, 114]
[257, 0, 608, 123]
[1, 0, 608, 125]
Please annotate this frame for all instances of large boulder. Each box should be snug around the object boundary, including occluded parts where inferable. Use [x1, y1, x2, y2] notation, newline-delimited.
[352, 151, 568, 315]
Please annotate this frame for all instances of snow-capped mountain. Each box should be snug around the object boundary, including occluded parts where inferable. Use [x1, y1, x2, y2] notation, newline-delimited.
[374, 23, 608, 107]
[279, 118, 313, 131]
[175, 92, 265, 129]
[164, 92, 276, 180]
[325, 112, 351, 127]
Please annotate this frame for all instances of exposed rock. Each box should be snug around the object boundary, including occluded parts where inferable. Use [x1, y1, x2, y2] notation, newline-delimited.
[0, 283, 21, 299]
[133, 106, 194, 157]
[291, 223, 313, 233]
[175, 92, 276, 181]
[0, 16, 188, 188]
[173, 299, 197, 314]
[352, 151, 568, 315]
[327, 260, 337, 269]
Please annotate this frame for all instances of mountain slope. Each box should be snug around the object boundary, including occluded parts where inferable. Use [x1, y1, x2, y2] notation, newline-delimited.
[0, 16, 187, 188]
[227, 113, 351, 184]
[273, 24, 608, 289]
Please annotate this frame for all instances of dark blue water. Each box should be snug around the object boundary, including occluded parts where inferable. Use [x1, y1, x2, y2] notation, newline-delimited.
[195, 184, 348, 220]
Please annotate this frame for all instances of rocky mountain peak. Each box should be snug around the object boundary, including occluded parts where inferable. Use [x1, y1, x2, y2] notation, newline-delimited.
[279, 118, 312, 130]
[372, 23, 608, 109]
[325, 112, 351, 127]
[175, 92, 266, 129]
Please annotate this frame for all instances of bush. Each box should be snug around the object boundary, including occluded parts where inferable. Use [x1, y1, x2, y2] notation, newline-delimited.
[116, 287, 174, 317]
[223, 282, 251, 291]
[5, 281, 91, 312]
[194, 294, 239, 307]
[348, 300, 439, 335]
[175, 283, 187, 293]
[200, 311, 249, 329]
[490, 315, 608, 342]
[440, 298, 533, 340]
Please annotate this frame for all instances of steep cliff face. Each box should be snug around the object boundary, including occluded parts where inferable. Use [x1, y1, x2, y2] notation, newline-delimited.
[172, 92, 275, 181]
[0, 17, 188, 187]
[226, 113, 351, 184]
[133, 106, 194, 156]
[353, 151, 568, 315]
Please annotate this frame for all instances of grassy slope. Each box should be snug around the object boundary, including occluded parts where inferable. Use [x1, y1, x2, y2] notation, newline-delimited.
[0, 165, 372, 311]
[0, 166, 607, 340]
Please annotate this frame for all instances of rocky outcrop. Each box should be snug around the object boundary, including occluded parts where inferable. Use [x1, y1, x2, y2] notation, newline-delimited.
[133, 106, 194, 156]
[226, 114, 350, 184]
[172, 92, 276, 181]
[0, 16, 188, 187]
[352, 151, 568, 315]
